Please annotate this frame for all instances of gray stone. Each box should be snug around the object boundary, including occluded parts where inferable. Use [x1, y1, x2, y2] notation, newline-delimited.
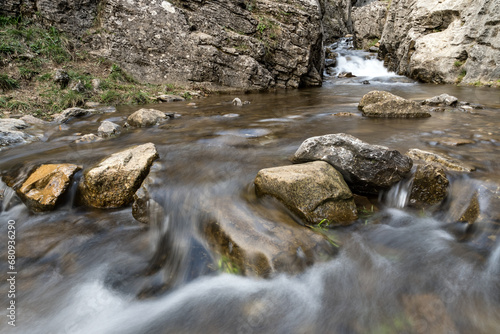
[53, 107, 94, 123]
[352, 1, 386, 50]
[0, 118, 35, 148]
[75, 133, 103, 143]
[293, 133, 413, 194]
[98, 121, 121, 137]
[54, 69, 70, 88]
[20, 115, 48, 125]
[70, 80, 85, 93]
[422, 94, 459, 107]
[254, 161, 358, 225]
[78, 143, 159, 208]
[359, 91, 431, 118]
[232, 98, 243, 106]
[126, 108, 168, 127]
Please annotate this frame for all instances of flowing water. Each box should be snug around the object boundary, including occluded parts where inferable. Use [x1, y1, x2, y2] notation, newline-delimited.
[1, 41, 500, 333]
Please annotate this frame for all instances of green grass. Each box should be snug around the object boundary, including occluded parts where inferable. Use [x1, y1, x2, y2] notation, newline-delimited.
[454, 60, 465, 67]
[0, 74, 19, 90]
[218, 255, 241, 274]
[456, 69, 466, 84]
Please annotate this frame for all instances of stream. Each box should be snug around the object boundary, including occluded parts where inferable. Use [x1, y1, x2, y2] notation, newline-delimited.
[1, 40, 500, 333]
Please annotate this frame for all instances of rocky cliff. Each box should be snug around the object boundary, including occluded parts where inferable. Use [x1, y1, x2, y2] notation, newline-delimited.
[378, 0, 500, 84]
[2, 0, 326, 90]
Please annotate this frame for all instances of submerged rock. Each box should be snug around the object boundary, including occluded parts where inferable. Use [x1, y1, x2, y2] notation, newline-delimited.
[75, 133, 103, 143]
[409, 164, 449, 208]
[406, 148, 475, 172]
[126, 108, 169, 127]
[358, 91, 431, 118]
[254, 161, 357, 225]
[18, 164, 81, 212]
[293, 133, 413, 194]
[78, 143, 159, 208]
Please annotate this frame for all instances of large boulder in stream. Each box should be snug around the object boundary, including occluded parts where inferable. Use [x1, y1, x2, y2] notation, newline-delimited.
[18, 164, 81, 212]
[358, 91, 431, 118]
[254, 161, 358, 225]
[78, 143, 159, 208]
[293, 133, 413, 194]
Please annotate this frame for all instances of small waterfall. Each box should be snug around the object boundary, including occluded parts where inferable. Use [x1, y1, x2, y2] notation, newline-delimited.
[326, 37, 412, 83]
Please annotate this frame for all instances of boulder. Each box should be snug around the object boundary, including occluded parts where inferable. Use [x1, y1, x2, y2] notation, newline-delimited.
[156, 95, 185, 103]
[358, 91, 431, 118]
[351, 1, 387, 50]
[422, 94, 458, 107]
[53, 69, 70, 88]
[0, 118, 35, 149]
[70, 80, 85, 93]
[77, 143, 159, 208]
[379, 0, 500, 85]
[126, 108, 169, 127]
[409, 164, 449, 208]
[293, 133, 413, 194]
[18, 164, 81, 212]
[204, 199, 337, 277]
[98, 121, 121, 137]
[53, 107, 94, 123]
[131, 176, 163, 224]
[406, 148, 475, 172]
[254, 161, 358, 225]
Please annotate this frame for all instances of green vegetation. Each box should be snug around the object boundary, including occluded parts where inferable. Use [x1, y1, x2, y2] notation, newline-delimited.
[454, 60, 465, 67]
[368, 38, 380, 48]
[217, 255, 241, 274]
[0, 74, 19, 91]
[0, 15, 192, 120]
[456, 69, 466, 84]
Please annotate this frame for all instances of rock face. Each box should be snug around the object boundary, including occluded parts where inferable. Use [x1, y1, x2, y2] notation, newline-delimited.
[409, 164, 449, 208]
[0, 118, 35, 149]
[323, 0, 353, 43]
[351, 0, 387, 50]
[379, 0, 500, 85]
[18, 164, 80, 212]
[126, 108, 169, 127]
[254, 161, 358, 225]
[358, 91, 431, 118]
[78, 143, 159, 208]
[406, 148, 475, 172]
[86, 0, 324, 90]
[293, 133, 413, 194]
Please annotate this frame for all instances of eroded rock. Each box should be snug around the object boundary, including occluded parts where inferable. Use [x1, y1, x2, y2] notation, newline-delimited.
[293, 133, 413, 194]
[352, 1, 386, 50]
[422, 93, 458, 107]
[0, 118, 36, 149]
[358, 91, 431, 118]
[409, 164, 449, 208]
[78, 143, 159, 208]
[53, 107, 94, 123]
[406, 148, 475, 172]
[18, 164, 81, 212]
[254, 161, 357, 225]
[126, 108, 169, 127]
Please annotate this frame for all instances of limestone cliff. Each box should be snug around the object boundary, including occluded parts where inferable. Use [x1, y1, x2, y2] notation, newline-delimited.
[379, 0, 500, 84]
[2, 0, 326, 90]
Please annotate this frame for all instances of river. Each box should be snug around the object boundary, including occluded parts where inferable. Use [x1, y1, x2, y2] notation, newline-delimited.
[1, 41, 499, 333]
